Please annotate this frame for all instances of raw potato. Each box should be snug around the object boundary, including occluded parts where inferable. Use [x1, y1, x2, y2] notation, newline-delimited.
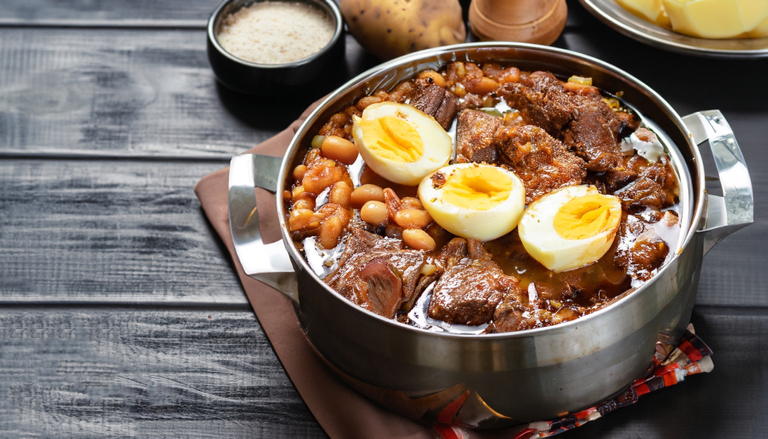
[615, 0, 665, 24]
[662, 0, 768, 39]
[616, 0, 768, 39]
[749, 15, 768, 37]
[340, 0, 466, 60]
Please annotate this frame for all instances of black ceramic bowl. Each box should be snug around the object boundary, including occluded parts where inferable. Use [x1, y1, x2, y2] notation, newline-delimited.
[207, 0, 345, 95]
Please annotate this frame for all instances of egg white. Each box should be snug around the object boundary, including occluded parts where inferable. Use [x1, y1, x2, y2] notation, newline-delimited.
[352, 102, 452, 186]
[518, 185, 622, 273]
[418, 163, 526, 241]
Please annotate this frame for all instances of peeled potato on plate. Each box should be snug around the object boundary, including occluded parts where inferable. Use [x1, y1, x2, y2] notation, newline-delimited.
[616, 0, 768, 38]
[340, 0, 466, 60]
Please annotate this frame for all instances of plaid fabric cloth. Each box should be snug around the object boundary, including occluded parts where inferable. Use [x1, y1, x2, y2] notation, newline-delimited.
[433, 324, 713, 439]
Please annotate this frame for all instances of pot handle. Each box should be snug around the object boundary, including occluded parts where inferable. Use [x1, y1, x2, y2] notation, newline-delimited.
[682, 110, 753, 255]
[228, 154, 299, 304]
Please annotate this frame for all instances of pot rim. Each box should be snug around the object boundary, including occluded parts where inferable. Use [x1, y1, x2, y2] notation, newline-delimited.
[279, 41, 706, 340]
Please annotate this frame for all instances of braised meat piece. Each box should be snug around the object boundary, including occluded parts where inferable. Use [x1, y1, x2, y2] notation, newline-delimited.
[335, 225, 400, 260]
[604, 154, 650, 192]
[560, 94, 625, 171]
[560, 90, 640, 172]
[486, 292, 537, 333]
[495, 124, 587, 203]
[615, 156, 677, 212]
[407, 77, 458, 130]
[373, 77, 458, 130]
[456, 110, 586, 203]
[614, 111, 641, 138]
[428, 239, 524, 326]
[434, 237, 469, 272]
[501, 71, 573, 133]
[455, 109, 502, 163]
[500, 71, 640, 172]
[386, 80, 417, 103]
[325, 228, 425, 318]
[614, 212, 676, 281]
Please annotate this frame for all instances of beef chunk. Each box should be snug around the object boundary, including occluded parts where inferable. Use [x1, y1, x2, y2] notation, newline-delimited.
[615, 155, 677, 212]
[615, 109, 642, 139]
[486, 293, 535, 333]
[456, 110, 586, 203]
[433, 94, 458, 130]
[604, 154, 650, 192]
[467, 238, 491, 261]
[500, 71, 639, 172]
[325, 228, 425, 318]
[411, 78, 444, 114]
[428, 239, 523, 326]
[409, 77, 458, 130]
[560, 93, 626, 172]
[455, 109, 501, 163]
[435, 237, 469, 271]
[501, 71, 573, 133]
[613, 213, 673, 281]
[387, 80, 416, 103]
[355, 257, 404, 318]
[495, 124, 587, 203]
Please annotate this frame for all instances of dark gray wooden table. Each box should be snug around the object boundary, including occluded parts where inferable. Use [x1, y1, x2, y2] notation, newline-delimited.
[1, 1, 766, 437]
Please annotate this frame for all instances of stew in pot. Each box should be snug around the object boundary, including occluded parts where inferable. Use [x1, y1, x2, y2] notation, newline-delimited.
[283, 61, 680, 334]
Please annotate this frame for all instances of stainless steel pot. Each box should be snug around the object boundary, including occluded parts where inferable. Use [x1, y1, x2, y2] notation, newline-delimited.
[228, 43, 753, 429]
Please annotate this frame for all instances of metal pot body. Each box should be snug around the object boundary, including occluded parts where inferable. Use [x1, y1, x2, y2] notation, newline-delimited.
[228, 43, 753, 428]
[297, 235, 704, 425]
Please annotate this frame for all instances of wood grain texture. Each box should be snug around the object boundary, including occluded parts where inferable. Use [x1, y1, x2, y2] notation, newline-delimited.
[0, 159, 249, 305]
[0, 0, 590, 28]
[0, 0, 219, 27]
[567, 306, 768, 438]
[2, 157, 765, 307]
[0, 28, 360, 159]
[0, 310, 326, 438]
[0, 307, 764, 438]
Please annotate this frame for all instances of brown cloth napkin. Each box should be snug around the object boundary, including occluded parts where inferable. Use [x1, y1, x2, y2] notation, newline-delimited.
[193, 102, 439, 439]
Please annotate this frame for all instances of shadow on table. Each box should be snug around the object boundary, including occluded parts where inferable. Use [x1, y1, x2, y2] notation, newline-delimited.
[213, 82, 321, 132]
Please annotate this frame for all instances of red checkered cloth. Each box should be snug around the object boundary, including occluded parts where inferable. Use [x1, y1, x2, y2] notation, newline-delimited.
[433, 324, 713, 439]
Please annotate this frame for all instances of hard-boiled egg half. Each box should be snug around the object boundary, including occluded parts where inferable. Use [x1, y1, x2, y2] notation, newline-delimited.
[518, 185, 622, 273]
[418, 163, 526, 241]
[352, 102, 452, 186]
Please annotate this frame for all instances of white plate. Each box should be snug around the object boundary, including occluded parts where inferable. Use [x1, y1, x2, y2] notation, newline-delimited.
[579, 0, 768, 58]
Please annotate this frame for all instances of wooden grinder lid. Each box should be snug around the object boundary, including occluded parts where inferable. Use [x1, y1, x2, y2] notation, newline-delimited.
[469, 0, 568, 45]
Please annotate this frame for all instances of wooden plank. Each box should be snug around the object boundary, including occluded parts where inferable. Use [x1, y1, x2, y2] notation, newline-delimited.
[0, 28, 361, 159]
[0, 306, 764, 438]
[0, 159, 249, 305]
[567, 306, 768, 438]
[6, 24, 765, 163]
[0, 0, 589, 28]
[0, 309, 326, 438]
[0, 16, 604, 161]
[2, 157, 766, 307]
[0, 0, 219, 27]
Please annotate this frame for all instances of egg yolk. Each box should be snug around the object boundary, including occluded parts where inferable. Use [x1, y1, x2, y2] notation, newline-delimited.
[442, 167, 512, 211]
[553, 194, 621, 240]
[358, 113, 424, 162]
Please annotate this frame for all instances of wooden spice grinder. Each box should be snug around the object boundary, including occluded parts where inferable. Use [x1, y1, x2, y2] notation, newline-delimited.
[469, 0, 568, 45]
